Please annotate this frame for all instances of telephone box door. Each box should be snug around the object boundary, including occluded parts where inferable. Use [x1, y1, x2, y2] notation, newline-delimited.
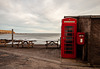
[61, 18, 77, 58]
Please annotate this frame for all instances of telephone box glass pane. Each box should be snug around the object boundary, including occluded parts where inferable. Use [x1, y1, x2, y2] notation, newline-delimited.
[64, 44, 72, 46]
[64, 51, 72, 54]
[65, 30, 73, 32]
[67, 33, 72, 36]
[65, 48, 72, 50]
[65, 26, 72, 29]
[66, 37, 72, 39]
[68, 30, 73, 32]
[65, 33, 73, 36]
[65, 26, 73, 32]
[64, 40, 72, 43]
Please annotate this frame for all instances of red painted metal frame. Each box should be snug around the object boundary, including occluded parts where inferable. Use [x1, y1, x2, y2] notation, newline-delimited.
[61, 18, 77, 58]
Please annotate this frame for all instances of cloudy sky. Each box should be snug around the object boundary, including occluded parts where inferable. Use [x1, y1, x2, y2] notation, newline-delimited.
[0, 0, 100, 33]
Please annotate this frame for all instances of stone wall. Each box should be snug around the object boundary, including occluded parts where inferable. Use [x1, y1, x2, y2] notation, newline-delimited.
[78, 17, 91, 61]
[90, 18, 100, 65]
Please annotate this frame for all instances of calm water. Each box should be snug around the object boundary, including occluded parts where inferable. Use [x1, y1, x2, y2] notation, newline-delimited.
[0, 33, 61, 44]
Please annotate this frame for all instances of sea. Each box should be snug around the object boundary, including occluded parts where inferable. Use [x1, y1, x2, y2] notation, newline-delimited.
[0, 33, 61, 44]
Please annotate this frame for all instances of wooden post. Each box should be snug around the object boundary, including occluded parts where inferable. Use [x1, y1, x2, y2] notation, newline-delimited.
[12, 29, 14, 47]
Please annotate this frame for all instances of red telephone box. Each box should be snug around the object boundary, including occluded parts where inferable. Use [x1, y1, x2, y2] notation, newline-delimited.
[61, 18, 77, 58]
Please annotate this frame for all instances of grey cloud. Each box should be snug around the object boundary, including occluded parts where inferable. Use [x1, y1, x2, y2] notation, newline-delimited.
[0, 0, 100, 33]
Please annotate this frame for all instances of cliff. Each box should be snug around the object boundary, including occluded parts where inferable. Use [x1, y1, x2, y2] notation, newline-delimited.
[0, 30, 15, 34]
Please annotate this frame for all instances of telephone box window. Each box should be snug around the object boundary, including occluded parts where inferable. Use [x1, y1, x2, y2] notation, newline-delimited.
[66, 37, 72, 39]
[65, 33, 73, 36]
[65, 30, 73, 32]
[65, 26, 72, 29]
[65, 48, 72, 50]
[68, 30, 73, 32]
[65, 26, 73, 32]
[68, 33, 73, 36]
[64, 51, 72, 54]
[65, 40, 72, 43]
[64, 44, 72, 46]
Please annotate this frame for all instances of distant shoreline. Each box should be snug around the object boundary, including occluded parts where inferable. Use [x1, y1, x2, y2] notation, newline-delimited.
[15, 33, 61, 34]
[0, 30, 15, 34]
